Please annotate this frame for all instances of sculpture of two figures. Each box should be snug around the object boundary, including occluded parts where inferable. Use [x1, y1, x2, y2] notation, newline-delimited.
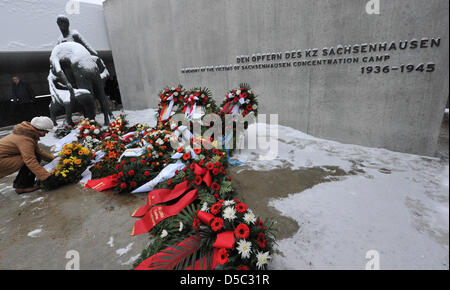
[48, 15, 113, 126]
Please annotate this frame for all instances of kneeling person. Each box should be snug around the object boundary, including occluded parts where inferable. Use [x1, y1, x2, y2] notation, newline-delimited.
[0, 117, 55, 194]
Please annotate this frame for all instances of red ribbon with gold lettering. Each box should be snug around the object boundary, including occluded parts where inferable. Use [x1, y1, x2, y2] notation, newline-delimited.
[131, 188, 198, 236]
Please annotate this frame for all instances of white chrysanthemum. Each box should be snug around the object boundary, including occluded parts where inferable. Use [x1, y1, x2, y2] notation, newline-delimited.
[84, 129, 89, 134]
[245, 99, 250, 104]
[86, 136, 92, 141]
[200, 202, 209, 212]
[243, 212, 257, 225]
[256, 251, 271, 269]
[93, 129, 100, 135]
[179, 222, 184, 232]
[236, 90, 241, 95]
[223, 200, 235, 207]
[160, 230, 168, 238]
[252, 104, 258, 110]
[222, 207, 236, 221]
[174, 92, 179, 97]
[236, 240, 252, 259]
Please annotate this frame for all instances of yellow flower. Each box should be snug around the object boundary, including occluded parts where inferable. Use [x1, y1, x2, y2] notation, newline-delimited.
[74, 159, 82, 165]
[63, 159, 72, 165]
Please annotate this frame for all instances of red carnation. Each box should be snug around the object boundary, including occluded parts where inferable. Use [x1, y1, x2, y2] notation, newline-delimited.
[206, 163, 214, 170]
[177, 147, 184, 153]
[128, 170, 135, 176]
[130, 158, 137, 162]
[182, 153, 191, 161]
[194, 176, 203, 186]
[120, 183, 127, 189]
[199, 160, 205, 166]
[235, 202, 248, 213]
[234, 224, 250, 239]
[233, 97, 239, 103]
[211, 217, 224, 232]
[140, 159, 146, 164]
[242, 110, 249, 116]
[257, 232, 267, 248]
[168, 178, 173, 186]
[210, 202, 222, 215]
[258, 219, 265, 230]
[193, 148, 202, 155]
[118, 171, 124, 178]
[130, 181, 137, 188]
[217, 248, 229, 265]
[212, 168, 220, 176]
[144, 171, 150, 177]
[246, 104, 253, 111]
[211, 182, 220, 192]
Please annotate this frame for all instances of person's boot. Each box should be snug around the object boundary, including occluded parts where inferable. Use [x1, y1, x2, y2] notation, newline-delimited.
[15, 186, 39, 194]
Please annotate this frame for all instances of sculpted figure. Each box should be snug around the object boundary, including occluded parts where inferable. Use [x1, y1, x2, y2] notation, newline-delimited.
[48, 42, 112, 126]
[48, 15, 113, 126]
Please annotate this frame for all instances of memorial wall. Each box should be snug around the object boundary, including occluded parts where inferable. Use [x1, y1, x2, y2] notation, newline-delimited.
[104, 0, 449, 156]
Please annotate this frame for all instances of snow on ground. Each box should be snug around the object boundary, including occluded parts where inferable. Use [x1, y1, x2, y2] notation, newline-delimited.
[38, 108, 449, 269]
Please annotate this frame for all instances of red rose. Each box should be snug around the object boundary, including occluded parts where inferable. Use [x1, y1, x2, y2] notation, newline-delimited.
[130, 181, 137, 188]
[211, 217, 224, 232]
[120, 183, 127, 189]
[210, 202, 222, 215]
[235, 202, 248, 213]
[128, 170, 135, 176]
[217, 248, 229, 265]
[234, 224, 250, 239]
[211, 182, 220, 192]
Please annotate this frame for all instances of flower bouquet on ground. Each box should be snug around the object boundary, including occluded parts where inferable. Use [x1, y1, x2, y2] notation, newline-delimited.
[75, 119, 103, 151]
[41, 143, 93, 190]
[90, 139, 126, 179]
[114, 158, 153, 194]
[102, 114, 128, 139]
[132, 199, 277, 270]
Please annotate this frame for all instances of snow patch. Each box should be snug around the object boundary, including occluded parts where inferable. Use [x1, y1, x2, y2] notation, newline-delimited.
[27, 228, 42, 238]
[116, 243, 134, 257]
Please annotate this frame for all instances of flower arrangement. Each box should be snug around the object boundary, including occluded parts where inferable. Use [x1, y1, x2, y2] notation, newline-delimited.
[219, 83, 258, 118]
[157, 85, 186, 121]
[41, 143, 93, 190]
[90, 139, 126, 179]
[132, 199, 277, 270]
[75, 119, 103, 151]
[103, 114, 128, 139]
[114, 158, 153, 193]
[181, 87, 218, 117]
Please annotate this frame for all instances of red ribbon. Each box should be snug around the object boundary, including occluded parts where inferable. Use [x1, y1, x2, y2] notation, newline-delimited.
[85, 174, 119, 191]
[193, 163, 212, 187]
[131, 189, 198, 236]
[132, 180, 190, 218]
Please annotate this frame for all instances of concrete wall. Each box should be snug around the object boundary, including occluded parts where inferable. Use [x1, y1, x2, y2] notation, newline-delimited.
[104, 0, 449, 156]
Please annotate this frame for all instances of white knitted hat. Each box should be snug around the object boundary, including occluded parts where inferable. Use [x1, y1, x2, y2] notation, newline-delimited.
[31, 117, 55, 132]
